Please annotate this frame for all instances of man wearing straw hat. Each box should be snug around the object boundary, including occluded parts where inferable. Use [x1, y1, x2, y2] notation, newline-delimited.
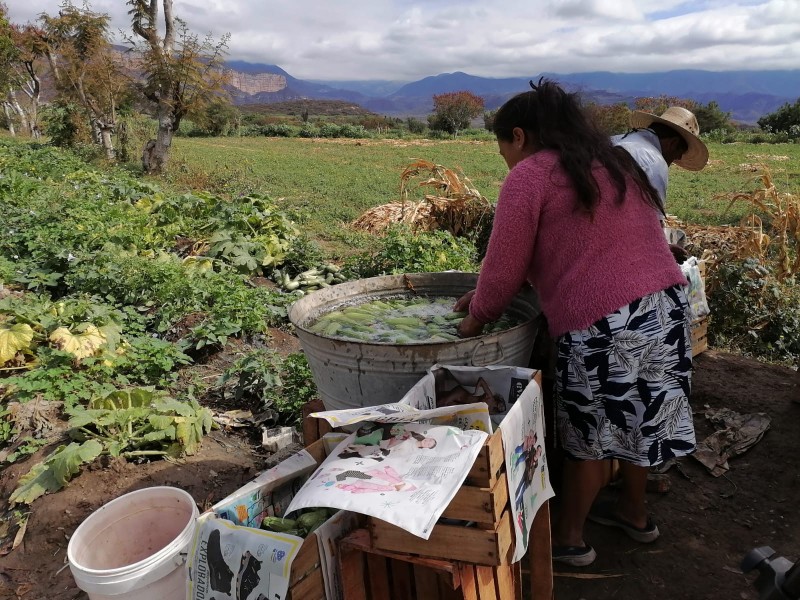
[612, 107, 709, 257]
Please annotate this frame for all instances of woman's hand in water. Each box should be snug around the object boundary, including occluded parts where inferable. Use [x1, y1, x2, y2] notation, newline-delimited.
[454, 289, 476, 312]
[457, 313, 484, 338]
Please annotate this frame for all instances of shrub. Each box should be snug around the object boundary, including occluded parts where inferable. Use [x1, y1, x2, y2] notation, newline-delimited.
[345, 225, 479, 278]
[708, 258, 800, 362]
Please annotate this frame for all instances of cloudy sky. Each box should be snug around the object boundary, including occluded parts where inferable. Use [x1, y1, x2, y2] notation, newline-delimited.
[7, 0, 800, 82]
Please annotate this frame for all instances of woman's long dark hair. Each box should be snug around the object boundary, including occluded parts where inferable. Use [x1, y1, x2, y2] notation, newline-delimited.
[492, 79, 663, 215]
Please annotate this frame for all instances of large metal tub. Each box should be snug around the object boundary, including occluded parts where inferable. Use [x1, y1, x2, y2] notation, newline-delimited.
[288, 272, 540, 410]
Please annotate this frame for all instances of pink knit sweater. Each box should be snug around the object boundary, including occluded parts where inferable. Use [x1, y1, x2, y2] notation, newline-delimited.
[470, 150, 687, 337]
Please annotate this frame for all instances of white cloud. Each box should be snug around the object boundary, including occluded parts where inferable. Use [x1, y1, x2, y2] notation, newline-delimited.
[6, 0, 797, 81]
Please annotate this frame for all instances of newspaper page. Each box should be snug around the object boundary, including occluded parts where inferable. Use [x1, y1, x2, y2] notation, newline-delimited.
[499, 377, 555, 562]
[311, 401, 492, 433]
[398, 363, 535, 429]
[285, 423, 488, 539]
[186, 513, 304, 600]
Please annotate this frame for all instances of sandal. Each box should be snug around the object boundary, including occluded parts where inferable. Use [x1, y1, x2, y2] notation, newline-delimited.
[588, 501, 660, 543]
[552, 544, 597, 567]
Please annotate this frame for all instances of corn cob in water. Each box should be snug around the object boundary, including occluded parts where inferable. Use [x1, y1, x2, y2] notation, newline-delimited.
[308, 296, 519, 343]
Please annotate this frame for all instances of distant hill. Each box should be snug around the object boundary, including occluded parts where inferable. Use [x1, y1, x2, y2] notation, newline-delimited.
[219, 61, 798, 125]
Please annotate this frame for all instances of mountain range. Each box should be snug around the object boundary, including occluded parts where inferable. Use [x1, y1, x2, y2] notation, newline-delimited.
[223, 62, 800, 125]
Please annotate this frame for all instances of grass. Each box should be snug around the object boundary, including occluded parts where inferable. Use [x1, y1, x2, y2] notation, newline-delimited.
[669, 143, 800, 225]
[164, 137, 800, 254]
[167, 137, 508, 254]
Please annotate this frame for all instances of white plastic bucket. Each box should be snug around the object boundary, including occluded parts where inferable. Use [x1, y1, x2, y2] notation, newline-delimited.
[67, 486, 199, 600]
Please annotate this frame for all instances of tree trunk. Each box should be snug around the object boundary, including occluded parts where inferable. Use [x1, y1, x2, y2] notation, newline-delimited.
[7, 91, 29, 136]
[2, 102, 15, 136]
[99, 126, 115, 160]
[142, 115, 176, 174]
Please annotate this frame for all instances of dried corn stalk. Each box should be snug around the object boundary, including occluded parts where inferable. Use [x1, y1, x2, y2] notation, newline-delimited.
[672, 166, 800, 287]
[352, 159, 493, 236]
[720, 168, 800, 280]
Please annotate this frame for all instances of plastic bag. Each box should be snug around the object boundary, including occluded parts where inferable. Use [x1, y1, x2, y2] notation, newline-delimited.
[681, 257, 710, 320]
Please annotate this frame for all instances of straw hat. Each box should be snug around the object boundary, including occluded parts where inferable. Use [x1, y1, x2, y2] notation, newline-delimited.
[630, 107, 709, 171]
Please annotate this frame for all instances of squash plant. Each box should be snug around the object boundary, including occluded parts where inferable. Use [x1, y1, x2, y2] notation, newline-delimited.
[9, 388, 213, 505]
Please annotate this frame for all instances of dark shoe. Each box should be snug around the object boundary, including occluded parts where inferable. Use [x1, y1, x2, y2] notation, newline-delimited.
[552, 545, 597, 566]
[206, 529, 234, 594]
[588, 501, 660, 543]
[237, 550, 262, 599]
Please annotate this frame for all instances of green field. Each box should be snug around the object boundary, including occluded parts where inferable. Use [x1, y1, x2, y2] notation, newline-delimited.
[169, 136, 800, 253]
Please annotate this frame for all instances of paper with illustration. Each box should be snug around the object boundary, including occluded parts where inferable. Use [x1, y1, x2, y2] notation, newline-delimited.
[499, 377, 554, 561]
[285, 422, 488, 539]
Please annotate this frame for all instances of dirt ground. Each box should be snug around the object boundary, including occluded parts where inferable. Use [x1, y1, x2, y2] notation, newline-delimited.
[0, 348, 797, 600]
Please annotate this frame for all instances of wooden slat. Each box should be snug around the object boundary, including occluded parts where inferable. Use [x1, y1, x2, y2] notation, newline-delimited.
[691, 317, 709, 355]
[528, 500, 554, 600]
[302, 398, 326, 445]
[304, 438, 327, 465]
[390, 557, 414, 600]
[367, 554, 391, 600]
[495, 509, 514, 565]
[476, 565, 498, 600]
[513, 562, 523, 600]
[288, 566, 325, 600]
[460, 564, 479, 600]
[494, 564, 519, 600]
[370, 517, 505, 566]
[466, 431, 504, 487]
[413, 564, 440, 600]
[339, 544, 367, 600]
[289, 535, 320, 585]
[340, 529, 460, 584]
[442, 472, 507, 523]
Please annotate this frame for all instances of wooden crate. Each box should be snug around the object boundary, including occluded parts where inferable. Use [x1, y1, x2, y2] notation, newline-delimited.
[691, 259, 710, 356]
[691, 316, 709, 356]
[368, 373, 544, 568]
[301, 373, 553, 599]
[339, 528, 521, 600]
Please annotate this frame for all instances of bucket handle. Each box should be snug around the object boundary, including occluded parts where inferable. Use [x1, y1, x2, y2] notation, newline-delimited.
[470, 340, 505, 366]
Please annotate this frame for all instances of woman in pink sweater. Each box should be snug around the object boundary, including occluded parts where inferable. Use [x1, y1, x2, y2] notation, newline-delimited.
[456, 80, 695, 567]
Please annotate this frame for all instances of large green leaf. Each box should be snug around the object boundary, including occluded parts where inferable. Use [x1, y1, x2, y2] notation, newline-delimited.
[0, 323, 34, 364]
[154, 398, 196, 417]
[9, 440, 104, 505]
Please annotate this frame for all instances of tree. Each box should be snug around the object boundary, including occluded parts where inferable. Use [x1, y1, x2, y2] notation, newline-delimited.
[38, 4, 129, 159]
[428, 91, 484, 136]
[195, 99, 239, 136]
[482, 109, 496, 132]
[758, 99, 800, 138]
[585, 102, 631, 135]
[634, 95, 732, 135]
[127, 0, 231, 174]
[693, 101, 733, 133]
[633, 95, 696, 117]
[0, 5, 46, 138]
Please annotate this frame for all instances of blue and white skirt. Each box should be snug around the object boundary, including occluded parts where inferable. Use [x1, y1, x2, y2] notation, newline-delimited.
[555, 286, 695, 467]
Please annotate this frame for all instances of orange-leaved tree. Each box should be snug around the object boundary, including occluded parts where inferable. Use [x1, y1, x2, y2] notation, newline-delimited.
[428, 90, 484, 137]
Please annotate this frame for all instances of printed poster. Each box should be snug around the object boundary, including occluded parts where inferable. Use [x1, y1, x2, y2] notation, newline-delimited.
[499, 378, 555, 561]
[285, 422, 488, 539]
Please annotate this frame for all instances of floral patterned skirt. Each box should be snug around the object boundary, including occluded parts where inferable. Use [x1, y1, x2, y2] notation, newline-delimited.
[555, 286, 696, 466]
